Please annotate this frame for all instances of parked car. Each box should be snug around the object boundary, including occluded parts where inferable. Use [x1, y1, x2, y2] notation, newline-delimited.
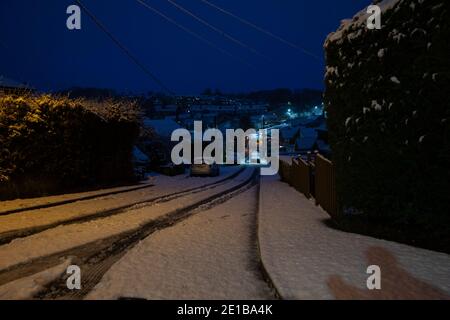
[190, 158, 220, 177]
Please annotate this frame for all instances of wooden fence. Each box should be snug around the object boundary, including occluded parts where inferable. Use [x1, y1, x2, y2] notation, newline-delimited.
[279, 154, 338, 218]
[314, 154, 338, 218]
[291, 158, 311, 199]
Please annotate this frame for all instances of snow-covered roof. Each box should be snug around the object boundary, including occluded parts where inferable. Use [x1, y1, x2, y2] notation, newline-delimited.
[0, 75, 29, 89]
[325, 0, 400, 45]
[280, 126, 300, 140]
[143, 118, 182, 138]
[133, 146, 149, 164]
[296, 137, 317, 151]
[300, 127, 318, 139]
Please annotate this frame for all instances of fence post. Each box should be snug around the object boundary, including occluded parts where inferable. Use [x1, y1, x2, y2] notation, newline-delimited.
[315, 154, 338, 218]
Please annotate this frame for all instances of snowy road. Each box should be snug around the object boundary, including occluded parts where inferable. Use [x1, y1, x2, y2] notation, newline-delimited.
[0, 166, 276, 299]
[87, 185, 275, 300]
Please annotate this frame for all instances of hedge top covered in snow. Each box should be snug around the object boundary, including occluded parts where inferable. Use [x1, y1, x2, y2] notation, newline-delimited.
[325, 0, 400, 46]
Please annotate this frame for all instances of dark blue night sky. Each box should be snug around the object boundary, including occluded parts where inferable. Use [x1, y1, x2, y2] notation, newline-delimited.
[0, 0, 370, 94]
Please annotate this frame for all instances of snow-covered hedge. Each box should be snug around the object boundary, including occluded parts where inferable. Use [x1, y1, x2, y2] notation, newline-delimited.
[324, 0, 450, 231]
[0, 95, 140, 199]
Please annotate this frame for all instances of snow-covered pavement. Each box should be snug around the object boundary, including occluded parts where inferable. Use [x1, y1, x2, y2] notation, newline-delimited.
[258, 175, 450, 300]
[88, 186, 274, 300]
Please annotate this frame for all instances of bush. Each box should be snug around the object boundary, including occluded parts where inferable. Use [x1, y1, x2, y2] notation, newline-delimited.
[323, 0, 450, 240]
[0, 94, 140, 199]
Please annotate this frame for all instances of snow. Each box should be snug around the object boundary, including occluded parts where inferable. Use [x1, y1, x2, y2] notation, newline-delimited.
[132, 146, 149, 163]
[300, 127, 318, 138]
[419, 135, 425, 143]
[258, 175, 450, 299]
[325, 0, 401, 45]
[87, 186, 272, 300]
[371, 100, 382, 111]
[391, 76, 401, 84]
[0, 182, 153, 215]
[0, 166, 242, 238]
[0, 259, 71, 299]
[0, 167, 254, 270]
[345, 117, 352, 127]
[295, 137, 317, 151]
[279, 126, 300, 141]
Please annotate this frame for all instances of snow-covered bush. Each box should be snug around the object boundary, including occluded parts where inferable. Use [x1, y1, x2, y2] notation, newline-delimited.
[324, 0, 450, 234]
[0, 94, 140, 199]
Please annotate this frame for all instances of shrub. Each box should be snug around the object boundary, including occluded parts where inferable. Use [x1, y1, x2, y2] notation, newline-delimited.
[0, 94, 140, 199]
[323, 0, 450, 237]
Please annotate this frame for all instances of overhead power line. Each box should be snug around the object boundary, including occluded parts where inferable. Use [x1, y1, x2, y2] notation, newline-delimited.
[135, 0, 255, 69]
[165, 0, 269, 61]
[199, 0, 322, 61]
[75, 0, 174, 94]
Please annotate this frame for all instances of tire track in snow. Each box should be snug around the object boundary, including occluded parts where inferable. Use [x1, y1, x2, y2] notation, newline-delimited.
[0, 167, 245, 246]
[36, 168, 258, 300]
[87, 173, 276, 300]
[0, 184, 155, 217]
[0, 168, 257, 298]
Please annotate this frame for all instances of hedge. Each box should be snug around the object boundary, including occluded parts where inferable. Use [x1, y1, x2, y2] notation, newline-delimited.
[0, 94, 140, 199]
[323, 0, 450, 236]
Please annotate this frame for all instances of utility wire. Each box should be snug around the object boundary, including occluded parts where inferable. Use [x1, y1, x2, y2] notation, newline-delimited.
[75, 0, 174, 94]
[166, 0, 270, 61]
[135, 0, 255, 69]
[199, 0, 322, 61]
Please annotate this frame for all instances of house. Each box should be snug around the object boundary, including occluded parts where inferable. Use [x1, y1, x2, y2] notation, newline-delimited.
[0, 75, 32, 95]
[236, 103, 269, 114]
[295, 127, 319, 152]
[143, 118, 182, 139]
[280, 126, 301, 145]
[190, 104, 236, 114]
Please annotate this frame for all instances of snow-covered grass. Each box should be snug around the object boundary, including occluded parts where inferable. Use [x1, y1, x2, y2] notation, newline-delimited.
[258, 175, 450, 299]
[87, 186, 272, 300]
[0, 168, 253, 270]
